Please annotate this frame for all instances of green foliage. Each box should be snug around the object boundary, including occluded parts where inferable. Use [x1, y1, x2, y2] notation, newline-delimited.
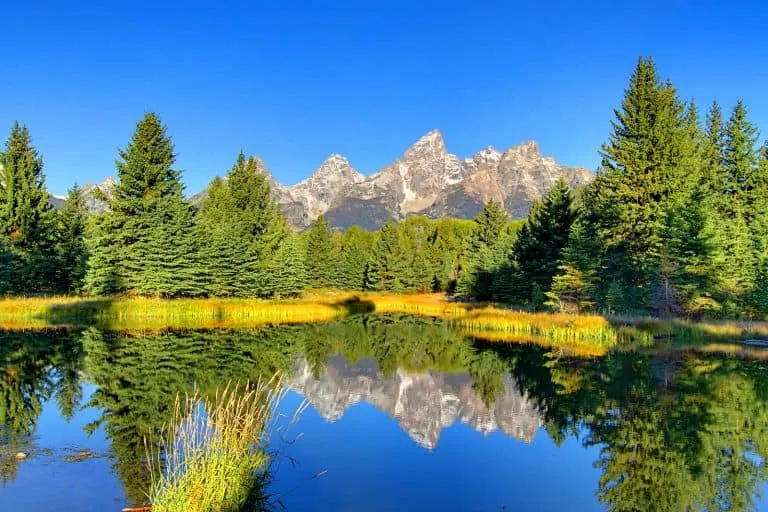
[268, 233, 307, 298]
[332, 226, 372, 291]
[55, 185, 89, 293]
[84, 113, 201, 296]
[456, 201, 514, 299]
[511, 178, 576, 301]
[304, 214, 334, 288]
[198, 152, 287, 297]
[0, 123, 57, 292]
[367, 221, 408, 291]
[136, 196, 206, 297]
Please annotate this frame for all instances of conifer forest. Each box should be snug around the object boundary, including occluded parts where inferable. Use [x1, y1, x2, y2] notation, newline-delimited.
[1, 57, 767, 320]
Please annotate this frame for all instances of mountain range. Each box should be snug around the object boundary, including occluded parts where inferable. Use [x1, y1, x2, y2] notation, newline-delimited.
[70, 130, 592, 230]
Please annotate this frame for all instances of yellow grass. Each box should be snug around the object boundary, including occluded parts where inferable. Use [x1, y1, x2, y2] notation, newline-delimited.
[0, 293, 765, 352]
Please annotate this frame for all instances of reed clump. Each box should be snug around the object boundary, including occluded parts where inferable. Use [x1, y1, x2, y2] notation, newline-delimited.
[148, 380, 283, 512]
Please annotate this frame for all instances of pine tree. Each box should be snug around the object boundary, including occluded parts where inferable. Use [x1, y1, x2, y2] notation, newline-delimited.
[545, 221, 599, 313]
[198, 152, 286, 297]
[512, 178, 577, 300]
[702, 101, 726, 196]
[723, 100, 759, 207]
[367, 221, 407, 291]
[719, 101, 762, 312]
[333, 226, 372, 291]
[84, 113, 196, 295]
[55, 185, 89, 293]
[749, 259, 768, 317]
[457, 201, 509, 298]
[472, 200, 507, 250]
[197, 177, 240, 296]
[135, 196, 205, 297]
[267, 232, 307, 298]
[0, 123, 57, 292]
[584, 57, 692, 311]
[304, 215, 334, 289]
[83, 214, 122, 295]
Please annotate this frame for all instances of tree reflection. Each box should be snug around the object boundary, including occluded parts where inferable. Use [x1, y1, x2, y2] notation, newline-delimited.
[0, 316, 767, 510]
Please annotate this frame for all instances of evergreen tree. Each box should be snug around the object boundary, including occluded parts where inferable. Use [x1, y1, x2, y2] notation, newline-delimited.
[457, 201, 509, 298]
[83, 214, 121, 295]
[55, 185, 89, 293]
[198, 152, 286, 296]
[545, 222, 599, 313]
[750, 259, 768, 317]
[719, 101, 762, 312]
[268, 233, 307, 298]
[332, 226, 372, 291]
[84, 113, 198, 295]
[723, 100, 759, 206]
[511, 178, 577, 301]
[472, 200, 507, 250]
[0, 123, 57, 292]
[702, 101, 726, 196]
[304, 215, 334, 288]
[197, 177, 240, 296]
[584, 57, 693, 311]
[367, 221, 408, 291]
[135, 196, 205, 297]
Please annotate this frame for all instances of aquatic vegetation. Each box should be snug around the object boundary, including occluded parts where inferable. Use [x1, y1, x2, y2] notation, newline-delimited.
[148, 380, 282, 512]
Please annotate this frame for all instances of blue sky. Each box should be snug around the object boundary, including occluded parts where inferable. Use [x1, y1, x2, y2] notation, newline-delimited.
[1, 1, 767, 195]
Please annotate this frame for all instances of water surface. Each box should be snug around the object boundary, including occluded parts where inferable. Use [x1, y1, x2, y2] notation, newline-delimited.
[1, 315, 766, 511]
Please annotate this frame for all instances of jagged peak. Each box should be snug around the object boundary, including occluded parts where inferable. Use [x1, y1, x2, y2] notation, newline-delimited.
[473, 145, 502, 161]
[416, 128, 443, 142]
[406, 129, 445, 154]
[293, 152, 364, 190]
[322, 153, 349, 164]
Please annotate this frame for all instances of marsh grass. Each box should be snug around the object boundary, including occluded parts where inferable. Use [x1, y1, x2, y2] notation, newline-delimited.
[0, 293, 765, 351]
[147, 380, 284, 512]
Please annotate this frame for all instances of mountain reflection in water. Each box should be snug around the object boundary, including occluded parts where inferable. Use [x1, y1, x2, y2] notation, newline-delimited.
[289, 356, 541, 449]
[0, 313, 766, 511]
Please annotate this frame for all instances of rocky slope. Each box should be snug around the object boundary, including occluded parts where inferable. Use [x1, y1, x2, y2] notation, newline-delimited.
[70, 130, 592, 230]
[288, 356, 543, 449]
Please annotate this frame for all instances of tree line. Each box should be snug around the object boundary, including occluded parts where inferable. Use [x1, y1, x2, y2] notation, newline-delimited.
[459, 57, 768, 318]
[0, 57, 766, 318]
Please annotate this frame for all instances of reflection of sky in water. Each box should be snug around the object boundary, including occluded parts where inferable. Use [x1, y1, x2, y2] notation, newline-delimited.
[269, 390, 603, 511]
[2, 353, 768, 511]
[3, 384, 125, 511]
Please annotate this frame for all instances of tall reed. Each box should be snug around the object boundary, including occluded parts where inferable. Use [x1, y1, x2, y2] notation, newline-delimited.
[147, 380, 283, 512]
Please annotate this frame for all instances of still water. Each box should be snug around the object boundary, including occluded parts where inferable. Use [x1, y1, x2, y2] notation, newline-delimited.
[1, 314, 767, 511]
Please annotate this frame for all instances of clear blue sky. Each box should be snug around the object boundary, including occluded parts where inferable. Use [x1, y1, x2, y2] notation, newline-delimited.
[2, 1, 767, 195]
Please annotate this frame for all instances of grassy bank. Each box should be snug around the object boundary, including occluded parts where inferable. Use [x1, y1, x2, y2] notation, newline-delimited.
[0, 293, 765, 352]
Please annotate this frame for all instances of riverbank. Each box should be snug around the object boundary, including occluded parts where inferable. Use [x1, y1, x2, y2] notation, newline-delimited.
[0, 292, 766, 353]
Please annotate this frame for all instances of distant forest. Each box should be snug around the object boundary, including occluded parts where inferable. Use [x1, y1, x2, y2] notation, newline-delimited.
[0, 57, 766, 318]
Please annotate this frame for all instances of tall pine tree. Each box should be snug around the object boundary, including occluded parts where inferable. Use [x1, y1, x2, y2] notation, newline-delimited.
[84, 113, 198, 296]
[304, 215, 334, 289]
[511, 178, 577, 303]
[584, 57, 693, 311]
[198, 152, 286, 297]
[55, 185, 89, 293]
[0, 123, 57, 292]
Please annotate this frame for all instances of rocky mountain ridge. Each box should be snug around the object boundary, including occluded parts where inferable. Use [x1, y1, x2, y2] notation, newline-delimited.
[70, 130, 593, 230]
[288, 356, 543, 449]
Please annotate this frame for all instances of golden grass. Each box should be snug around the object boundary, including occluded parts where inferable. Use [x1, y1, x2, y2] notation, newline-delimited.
[0, 293, 765, 353]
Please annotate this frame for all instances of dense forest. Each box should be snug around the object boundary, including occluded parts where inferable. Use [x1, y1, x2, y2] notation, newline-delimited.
[0, 57, 766, 318]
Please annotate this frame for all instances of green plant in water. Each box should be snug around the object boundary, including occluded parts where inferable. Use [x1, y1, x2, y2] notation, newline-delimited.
[147, 380, 283, 512]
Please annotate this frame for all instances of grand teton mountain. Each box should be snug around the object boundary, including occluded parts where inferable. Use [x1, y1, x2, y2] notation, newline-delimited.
[77, 130, 592, 230]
